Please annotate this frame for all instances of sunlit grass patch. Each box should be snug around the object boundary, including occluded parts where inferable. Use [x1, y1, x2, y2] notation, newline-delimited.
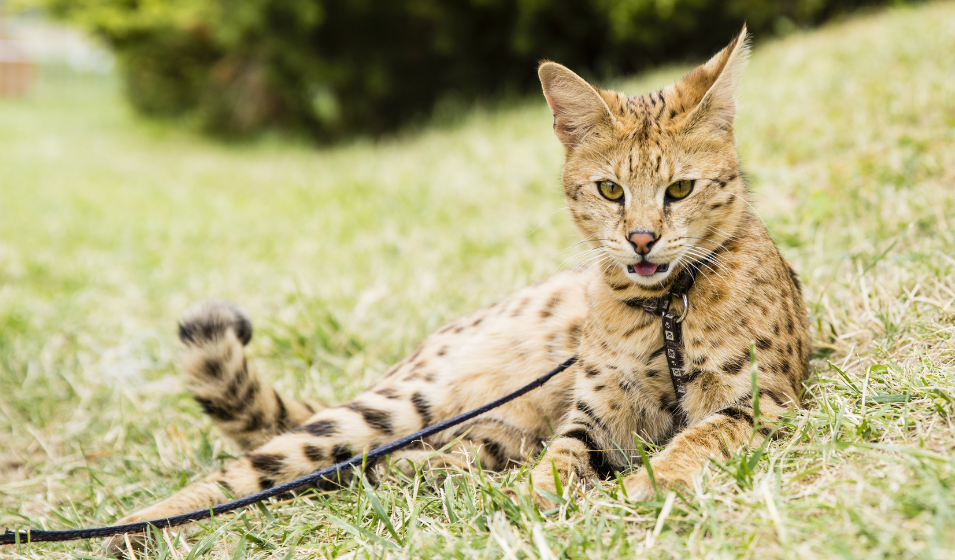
[2, 2, 955, 558]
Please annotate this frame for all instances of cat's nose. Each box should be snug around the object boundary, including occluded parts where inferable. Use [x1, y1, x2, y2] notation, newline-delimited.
[628, 231, 657, 255]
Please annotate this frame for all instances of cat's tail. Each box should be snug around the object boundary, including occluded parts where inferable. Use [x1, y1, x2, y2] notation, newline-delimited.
[177, 300, 325, 451]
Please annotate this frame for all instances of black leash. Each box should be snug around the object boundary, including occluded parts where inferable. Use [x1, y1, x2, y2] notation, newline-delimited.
[1, 356, 578, 546]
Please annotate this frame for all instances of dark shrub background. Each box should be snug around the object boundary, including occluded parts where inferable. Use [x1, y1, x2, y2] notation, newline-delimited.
[28, 0, 905, 140]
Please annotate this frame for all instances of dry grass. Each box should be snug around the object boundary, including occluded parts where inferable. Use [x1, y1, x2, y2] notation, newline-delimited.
[2, 2, 955, 558]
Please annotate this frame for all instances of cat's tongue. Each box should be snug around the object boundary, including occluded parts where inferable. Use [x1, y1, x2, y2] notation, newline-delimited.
[632, 262, 658, 276]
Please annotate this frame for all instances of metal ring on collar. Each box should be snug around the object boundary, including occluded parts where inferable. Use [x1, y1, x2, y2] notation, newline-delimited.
[676, 293, 689, 323]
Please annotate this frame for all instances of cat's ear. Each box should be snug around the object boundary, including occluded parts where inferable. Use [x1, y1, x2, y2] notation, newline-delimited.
[676, 25, 750, 133]
[539, 62, 616, 148]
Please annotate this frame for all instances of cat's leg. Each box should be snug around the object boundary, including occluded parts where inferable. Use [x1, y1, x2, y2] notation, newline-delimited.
[622, 387, 795, 500]
[527, 363, 647, 507]
[528, 375, 795, 506]
[178, 300, 326, 451]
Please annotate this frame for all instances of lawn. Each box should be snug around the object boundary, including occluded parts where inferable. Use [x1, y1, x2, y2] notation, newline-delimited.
[2, 2, 955, 558]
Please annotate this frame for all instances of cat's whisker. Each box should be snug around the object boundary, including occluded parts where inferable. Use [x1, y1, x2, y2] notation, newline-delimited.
[723, 193, 777, 237]
[558, 244, 612, 273]
[556, 248, 603, 273]
[552, 236, 614, 258]
[703, 224, 742, 243]
[581, 254, 616, 275]
[684, 250, 733, 280]
[682, 249, 728, 283]
[553, 236, 597, 258]
[527, 207, 570, 236]
[682, 247, 731, 283]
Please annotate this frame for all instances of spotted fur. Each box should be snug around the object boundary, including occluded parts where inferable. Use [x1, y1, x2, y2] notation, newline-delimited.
[105, 26, 809, 553]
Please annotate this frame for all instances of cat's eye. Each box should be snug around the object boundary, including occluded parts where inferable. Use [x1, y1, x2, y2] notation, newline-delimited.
[665, 180, 694, 200]
[597, 180, 624, 202]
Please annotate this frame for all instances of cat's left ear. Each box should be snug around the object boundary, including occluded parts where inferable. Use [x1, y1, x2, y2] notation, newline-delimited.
[677, 25, 750, 133]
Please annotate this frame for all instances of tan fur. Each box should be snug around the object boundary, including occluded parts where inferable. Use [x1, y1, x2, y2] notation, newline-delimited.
[105, 26, 810, 554]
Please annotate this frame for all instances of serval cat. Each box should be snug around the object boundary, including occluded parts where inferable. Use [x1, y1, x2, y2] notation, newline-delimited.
[105, 25, 810, 553]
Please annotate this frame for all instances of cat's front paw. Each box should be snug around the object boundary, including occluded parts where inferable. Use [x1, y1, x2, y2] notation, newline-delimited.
[622, 468, 689, 502]
[621, 470, 660, 502]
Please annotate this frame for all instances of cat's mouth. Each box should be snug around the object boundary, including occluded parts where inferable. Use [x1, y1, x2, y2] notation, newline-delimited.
[627, 262, 669, 276]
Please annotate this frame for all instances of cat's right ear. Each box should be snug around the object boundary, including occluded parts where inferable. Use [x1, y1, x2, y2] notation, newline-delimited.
[539, 62, 616, 148]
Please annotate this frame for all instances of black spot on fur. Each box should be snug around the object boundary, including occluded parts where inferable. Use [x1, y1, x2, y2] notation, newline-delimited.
[345, 403, 395, 435]
[721, 351, 750, 374]
[332, 444, 352, 463]
[756, 337, 772, 351]
[411, 392, 433, 427]
[303, 444, 325, 463]
[202, 357, 223, 379]
[244, 411, 264, 433]
[249, 453, 284, 476]
[761, 389, 786, 408]
[295, 419, 338, 437]
[412, 359, 428, 371]
[718, 406, 754, 426]
[375, 387, 400, 399]
[576, 401, 607, 430]
[194, 397, 237, 422]
[585, 365, 601, 378]
[480, 440, 507, 469]
[561, 428, 615, 479]
[437, 346, 448, 357]
[215, 480, 233, 496]
[647, 345, 666, 364]
[786, 264, 802, 293]
[275, 393, 289, 430]
[259, 477, 276, 490]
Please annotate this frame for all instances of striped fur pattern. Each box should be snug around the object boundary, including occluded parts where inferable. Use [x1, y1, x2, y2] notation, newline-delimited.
[105, 26, 810, 552]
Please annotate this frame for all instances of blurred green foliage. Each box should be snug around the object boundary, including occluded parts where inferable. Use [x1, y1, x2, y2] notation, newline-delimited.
[22, 0, 909, 139]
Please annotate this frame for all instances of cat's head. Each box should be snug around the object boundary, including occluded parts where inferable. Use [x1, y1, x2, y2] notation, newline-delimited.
[541, 28, 750, 291]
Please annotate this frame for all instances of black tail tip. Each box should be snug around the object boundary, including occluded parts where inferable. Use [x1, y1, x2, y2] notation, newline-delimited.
[178, 300, 253, 346]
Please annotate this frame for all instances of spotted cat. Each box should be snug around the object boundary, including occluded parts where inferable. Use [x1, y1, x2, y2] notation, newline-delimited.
[105, 26, 809, 552]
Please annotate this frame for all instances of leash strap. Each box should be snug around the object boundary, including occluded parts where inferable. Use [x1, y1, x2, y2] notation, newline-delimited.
[625, 266, 697, 430]
[1, 356, 578, 546]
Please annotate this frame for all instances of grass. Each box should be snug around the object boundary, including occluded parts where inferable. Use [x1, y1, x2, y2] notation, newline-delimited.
[2, 2, 955, 558]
